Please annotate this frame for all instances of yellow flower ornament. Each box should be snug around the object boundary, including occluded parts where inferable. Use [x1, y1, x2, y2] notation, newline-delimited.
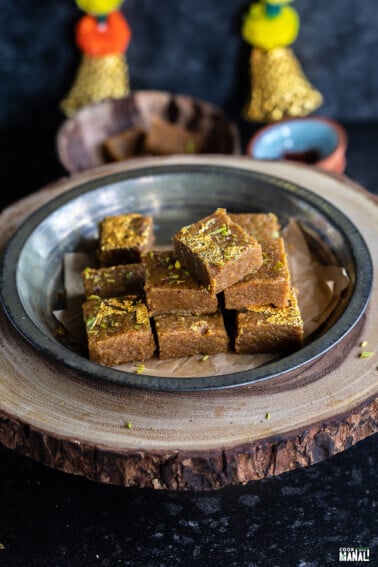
[263, 0, 294, 4]
[242, 0, 323, 122]
[242, 1, 299, 50]
[76, 0, 124, 17]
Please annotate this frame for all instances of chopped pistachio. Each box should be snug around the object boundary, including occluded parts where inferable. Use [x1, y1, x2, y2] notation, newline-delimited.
[185, 139, 196, 154]
[135, 363, 145, 374]
[359, 351, 375, 359]
[88, 294, 101, 300]
[265, 412, 271, 420]
[86, 316, 96, 330]
[55, 326, 65, 337]
[360, 340, 368, 348]
[124, 421, 132, 429]
[201, 354, 209, 361]
[208, 224, 229, 237]
[174, 260, 181, 269]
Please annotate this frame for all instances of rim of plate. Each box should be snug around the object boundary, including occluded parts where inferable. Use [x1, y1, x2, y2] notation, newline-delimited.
[0, 163, 373, 391]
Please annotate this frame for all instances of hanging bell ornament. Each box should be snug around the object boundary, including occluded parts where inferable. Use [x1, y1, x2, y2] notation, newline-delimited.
[61, 2, 131, 117]
[245, 46, 323, 123]
[242, 0, 323, 123]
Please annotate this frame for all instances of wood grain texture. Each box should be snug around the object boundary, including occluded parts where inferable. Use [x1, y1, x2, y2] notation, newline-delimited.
[0, 157, 377, 490]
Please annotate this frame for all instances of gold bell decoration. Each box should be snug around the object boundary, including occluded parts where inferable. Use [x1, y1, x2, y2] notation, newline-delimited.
[242, 0, 323, 123]
[61, 0, 131, 117]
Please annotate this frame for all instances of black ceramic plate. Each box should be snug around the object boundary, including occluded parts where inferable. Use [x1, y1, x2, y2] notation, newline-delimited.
[0, 162, 373, 391]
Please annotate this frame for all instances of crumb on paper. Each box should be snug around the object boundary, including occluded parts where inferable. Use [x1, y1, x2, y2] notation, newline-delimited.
[54, 325, 66, 337]
[359, 351, 375, 359]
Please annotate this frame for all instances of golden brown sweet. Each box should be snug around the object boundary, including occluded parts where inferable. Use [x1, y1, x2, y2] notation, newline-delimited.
[228, 212, 281, 241]
[234, 288, 304, 354]
[78, 208, 304, 365]
[82, 296, 155, 365]
[82, 263, 145, 299]
[142, 250, 218, 315]
[173, 208, 263, 294]
[98, 213, 154, 267]
[154, 310, 229, 360]
[223, 237, 291, 309]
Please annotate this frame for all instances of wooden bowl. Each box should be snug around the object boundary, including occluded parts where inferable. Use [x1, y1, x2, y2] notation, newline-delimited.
[57, 91, 242, 173]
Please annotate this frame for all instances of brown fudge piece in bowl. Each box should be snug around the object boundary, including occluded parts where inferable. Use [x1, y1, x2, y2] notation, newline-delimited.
[142, 250, 218, 315]
[234, 288, 304, 354]
[98, 214, 154, 267]
[154, 311, 229, 360]
[143, 116, 205, 156]
[82, 264, 145, 299]
[173, 208, 263, 294]
[103, 127, 146, 162]
[223, 237, 291, 309]
[82, 296, 155, 366]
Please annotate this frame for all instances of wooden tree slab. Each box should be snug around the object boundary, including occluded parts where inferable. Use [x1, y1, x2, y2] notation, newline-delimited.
[0, 156, 377, 490]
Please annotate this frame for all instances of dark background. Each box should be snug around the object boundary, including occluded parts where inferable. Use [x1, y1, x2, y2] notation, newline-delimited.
[2, 0, 378, 126]
[0, 1, 377, 566]
[0, 0, 378, 208]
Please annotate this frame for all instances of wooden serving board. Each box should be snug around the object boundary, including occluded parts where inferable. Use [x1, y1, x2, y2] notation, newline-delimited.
[0, 157, 377, 490]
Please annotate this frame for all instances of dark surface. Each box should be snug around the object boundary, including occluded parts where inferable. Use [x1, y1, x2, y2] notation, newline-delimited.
[0, 1, 378, 564]
[0, 122, 377, 566]
[0, 435, 376, 567]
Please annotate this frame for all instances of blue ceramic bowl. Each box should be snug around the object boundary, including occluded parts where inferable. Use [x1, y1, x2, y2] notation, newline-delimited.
[247, 117, 347, 173]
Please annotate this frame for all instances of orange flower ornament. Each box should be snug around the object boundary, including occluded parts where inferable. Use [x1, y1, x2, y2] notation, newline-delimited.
[61, 1, 131, 117]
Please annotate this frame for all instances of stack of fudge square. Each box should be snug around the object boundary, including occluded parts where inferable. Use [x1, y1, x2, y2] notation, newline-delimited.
[82, 208, 304, 367]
